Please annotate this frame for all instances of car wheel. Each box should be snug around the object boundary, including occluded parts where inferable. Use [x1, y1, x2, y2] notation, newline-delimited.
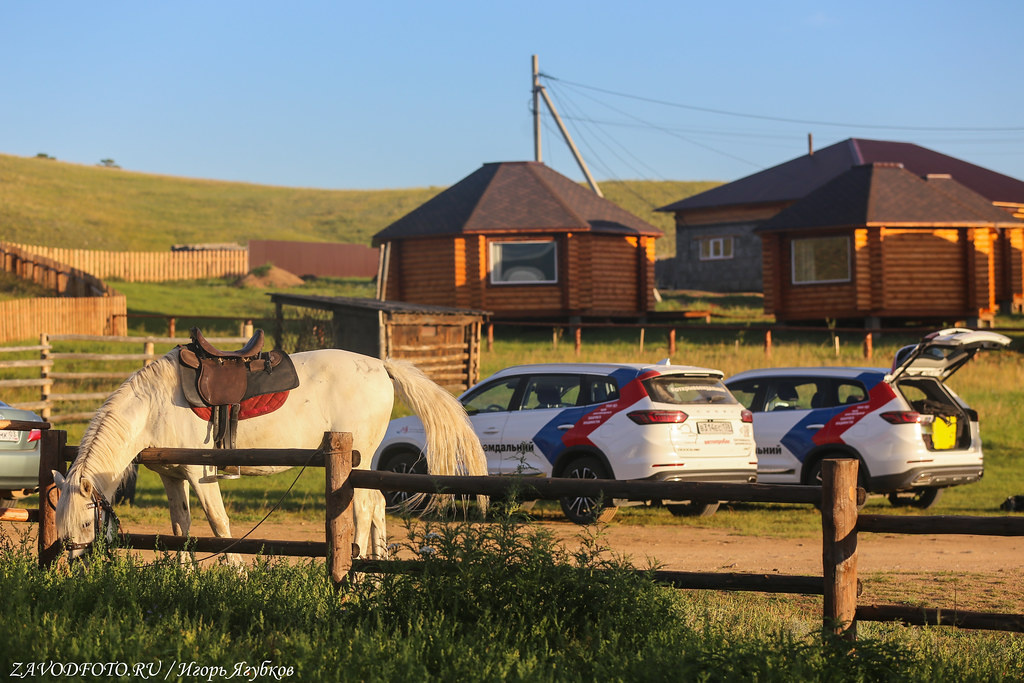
[888, 487, 943, 509]
[806, 457, 867, 510]
[666, 501, 720, 517]
[558, 455, 617, 525]
[379, 450, 430, 513]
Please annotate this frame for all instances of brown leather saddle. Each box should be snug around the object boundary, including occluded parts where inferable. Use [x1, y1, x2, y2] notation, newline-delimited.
[178, 327, 299, 449]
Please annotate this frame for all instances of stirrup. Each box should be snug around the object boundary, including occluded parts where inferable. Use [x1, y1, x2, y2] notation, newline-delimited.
[218, 466, 241, 480]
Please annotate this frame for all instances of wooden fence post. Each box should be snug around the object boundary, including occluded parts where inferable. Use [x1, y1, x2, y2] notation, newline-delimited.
[669, 329, 676, 356]
[764, 330, 772, 359]
[38, 429, 67, 569]
[323, 431, 355, 585]
[821, 458, 859, 639]
[863, 333, 873, 360]
[39, 333, 51, 420]
[487, 323, 494, 352]
[574, 327, 581, 356]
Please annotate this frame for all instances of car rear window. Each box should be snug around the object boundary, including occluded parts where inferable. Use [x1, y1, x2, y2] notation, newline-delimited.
[643, 376, 737, 405]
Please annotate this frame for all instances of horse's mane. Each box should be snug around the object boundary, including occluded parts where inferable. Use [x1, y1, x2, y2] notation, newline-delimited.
[56, 351, 179, 536]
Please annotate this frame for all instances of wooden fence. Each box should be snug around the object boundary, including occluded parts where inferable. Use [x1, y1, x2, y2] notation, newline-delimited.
[0, 330, 252, 422]
[9, 435, 1022, 640]
[0, 297, 128, 344]
[0, 241, 114, 297]
[491, 320, 1024, 361]
[8, 242, 249, 283]
[33, 430, 357, 581]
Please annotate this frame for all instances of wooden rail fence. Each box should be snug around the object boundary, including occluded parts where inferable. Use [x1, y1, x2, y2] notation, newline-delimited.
[0, 330, 253, 422]
[2, 433, 1019, 640]
[490, 321, 1024, 361]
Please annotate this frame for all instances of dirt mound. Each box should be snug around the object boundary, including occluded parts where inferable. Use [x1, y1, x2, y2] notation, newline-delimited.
[235, 265, 304, 288]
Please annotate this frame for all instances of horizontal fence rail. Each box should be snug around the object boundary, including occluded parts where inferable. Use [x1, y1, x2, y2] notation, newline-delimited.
[349, 470, 827, 506]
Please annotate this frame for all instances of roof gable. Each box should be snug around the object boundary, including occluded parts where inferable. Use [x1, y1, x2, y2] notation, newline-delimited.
[659, 138, 1024, 212]
[374, 161, 662, 245]
[758, 163, 1024, 232]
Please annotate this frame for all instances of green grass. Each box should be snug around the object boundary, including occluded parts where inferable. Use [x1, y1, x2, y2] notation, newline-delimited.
[0, 153, 714, 258]
[1, 514, 1021, 680]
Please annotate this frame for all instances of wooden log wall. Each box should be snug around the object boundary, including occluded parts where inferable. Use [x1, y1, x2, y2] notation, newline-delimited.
[764, 227, 1004, 322]
[384, 232, 657, 318]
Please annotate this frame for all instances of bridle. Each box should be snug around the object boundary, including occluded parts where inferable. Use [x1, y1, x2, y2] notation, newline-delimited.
[66, 487, 124, 557]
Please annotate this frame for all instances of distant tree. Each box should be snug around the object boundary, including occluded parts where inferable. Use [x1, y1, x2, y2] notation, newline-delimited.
[98, 158, 121, 169]
[34, 153, 55, 160]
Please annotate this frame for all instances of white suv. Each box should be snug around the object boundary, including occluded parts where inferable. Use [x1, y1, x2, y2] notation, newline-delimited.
[725, 329, 1010, 509]
[372, 361, 756, 523]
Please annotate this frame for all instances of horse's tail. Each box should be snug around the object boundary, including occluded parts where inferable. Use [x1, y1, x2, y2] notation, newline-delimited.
[384, 358, 488, 509]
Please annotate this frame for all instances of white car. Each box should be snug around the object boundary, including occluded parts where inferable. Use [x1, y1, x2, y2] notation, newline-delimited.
[372, 361, 756, 523]
[725, 328, 1010, 509]
[0, 401, 45, 508]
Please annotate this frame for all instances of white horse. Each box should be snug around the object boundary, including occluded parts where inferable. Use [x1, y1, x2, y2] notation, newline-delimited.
[52, 348, 486, 564]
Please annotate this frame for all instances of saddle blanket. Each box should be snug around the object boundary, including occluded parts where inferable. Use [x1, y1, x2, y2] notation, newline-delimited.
[189, 390, 292, 422]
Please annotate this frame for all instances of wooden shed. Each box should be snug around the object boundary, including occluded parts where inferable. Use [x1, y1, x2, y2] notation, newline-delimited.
[373, 161, 662, 321]
[269, 293, 488, 391]
[758, 163, 1024, 326]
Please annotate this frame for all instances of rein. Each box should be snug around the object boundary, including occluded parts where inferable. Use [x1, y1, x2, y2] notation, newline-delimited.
[67, 487, 124, 556]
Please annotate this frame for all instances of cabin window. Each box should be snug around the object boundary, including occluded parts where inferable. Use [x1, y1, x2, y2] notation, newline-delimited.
[489, 240, 558, 284]
[791, 236, 850, 284]
[699, 236, 733, 260]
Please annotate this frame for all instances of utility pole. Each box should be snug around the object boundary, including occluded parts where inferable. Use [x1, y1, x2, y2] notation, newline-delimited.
[533, 55, 542, 163]
[531, 54, 603, 197]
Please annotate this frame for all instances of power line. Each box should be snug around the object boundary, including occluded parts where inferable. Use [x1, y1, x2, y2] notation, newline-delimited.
[541, 74, 1024, 133]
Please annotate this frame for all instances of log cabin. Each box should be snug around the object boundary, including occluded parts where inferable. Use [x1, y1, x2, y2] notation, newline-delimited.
[757, 162, 1024, 326]
[373, 161, 662, 321]
[658, 138, 1024, 297]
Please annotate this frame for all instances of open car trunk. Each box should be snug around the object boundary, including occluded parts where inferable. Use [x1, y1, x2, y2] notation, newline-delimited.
[891, 376, 972, 451]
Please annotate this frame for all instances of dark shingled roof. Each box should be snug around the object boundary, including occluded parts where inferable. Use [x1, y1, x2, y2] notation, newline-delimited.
[758, 163, 1024, 232]
[373, 161, 662, 246]
[659, 138, 1024, 212]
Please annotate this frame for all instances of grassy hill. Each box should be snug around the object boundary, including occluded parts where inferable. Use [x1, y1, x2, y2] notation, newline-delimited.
[0, 153, 718, 258]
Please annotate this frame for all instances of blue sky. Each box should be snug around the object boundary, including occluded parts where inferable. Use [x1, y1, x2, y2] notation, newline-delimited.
[3, 1, 1022, 190]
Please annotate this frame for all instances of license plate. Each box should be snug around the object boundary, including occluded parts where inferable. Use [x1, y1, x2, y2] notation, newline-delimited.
[0, 430, 21, 442]
[697, 421, 733, 434]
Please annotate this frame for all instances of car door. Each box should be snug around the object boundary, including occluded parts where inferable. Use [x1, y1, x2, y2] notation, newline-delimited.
[730, 376, 825, 483]
[501, 374, 585, 476]
[461, 375, 523, 475]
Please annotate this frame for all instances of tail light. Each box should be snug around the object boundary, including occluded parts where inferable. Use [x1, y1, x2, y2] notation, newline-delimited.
[627, 410, 688, 425]
[879, 411, 921, 425]
[741, 409, 753, 423]
[27, 429, 41, 442]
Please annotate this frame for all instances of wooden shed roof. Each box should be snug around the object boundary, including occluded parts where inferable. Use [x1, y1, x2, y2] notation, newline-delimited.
[758, 163, 1024, 232]
[372, 161, 662, 246]
[268, 293, 490, 318]
[659, 138, 1024, 212]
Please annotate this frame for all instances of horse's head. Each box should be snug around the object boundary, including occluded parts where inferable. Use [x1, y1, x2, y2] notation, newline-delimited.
[52, 470, 121, 562]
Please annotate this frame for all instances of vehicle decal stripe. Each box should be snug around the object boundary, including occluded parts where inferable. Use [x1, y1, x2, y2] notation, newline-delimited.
[532, 369, 653, 463]
[778, 372, 896, 462]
